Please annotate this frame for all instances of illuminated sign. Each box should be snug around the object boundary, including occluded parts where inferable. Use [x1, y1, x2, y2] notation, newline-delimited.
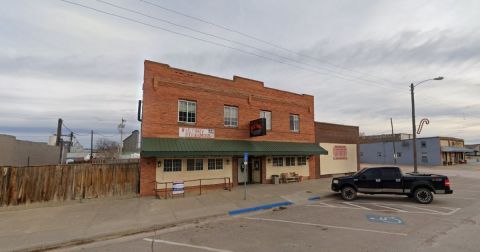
[249, 118, 266, 137]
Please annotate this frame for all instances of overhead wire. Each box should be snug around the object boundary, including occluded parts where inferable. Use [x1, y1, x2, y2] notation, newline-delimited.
[60, 0, 403, 93]
[140, 0, 405, 86]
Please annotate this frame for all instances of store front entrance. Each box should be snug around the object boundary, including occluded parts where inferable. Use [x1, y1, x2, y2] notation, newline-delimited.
[237, 157, 262, 184]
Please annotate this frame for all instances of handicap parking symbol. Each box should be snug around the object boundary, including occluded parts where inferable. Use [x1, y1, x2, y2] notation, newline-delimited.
[366, 214, 405, 225]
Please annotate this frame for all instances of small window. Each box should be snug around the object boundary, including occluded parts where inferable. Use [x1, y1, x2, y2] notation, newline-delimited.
[421, 152, 428, 163]
[285, 157, 296, 166]
[273, 157, 283, 166]
[208, 159, 223, 170]
[187, 159, 203, 171]
[297, 156, 307, 166]
[260, 111, 272, 130]
[224, 106, 238, 127]
[178, 100, 196, 123]
[164, 159, 182, 172]
[396, 152, 402, 158]
[421, 141, 427, 148]
[290, 114, 299, 132]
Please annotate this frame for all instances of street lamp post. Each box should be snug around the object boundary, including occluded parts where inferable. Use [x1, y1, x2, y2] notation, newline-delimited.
[410, 77, 444, 173]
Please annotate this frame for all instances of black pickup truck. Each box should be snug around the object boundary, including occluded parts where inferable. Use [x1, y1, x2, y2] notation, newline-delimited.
[331, 167, 453, 204]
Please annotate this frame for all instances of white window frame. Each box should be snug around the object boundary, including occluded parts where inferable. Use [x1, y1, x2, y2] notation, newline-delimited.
[224, 106, 238, 127]
[187, 159, 203, 171]
[290, 114, 299, 132]
[260, 110, 272, 130]
[285, 157, 296, 166]
[297, 156, 307, 166]
[164, 159, 182, 172]
[273, 157, 284, 167]
[178, 100, 196, 123]
[208, 158, 223, 170]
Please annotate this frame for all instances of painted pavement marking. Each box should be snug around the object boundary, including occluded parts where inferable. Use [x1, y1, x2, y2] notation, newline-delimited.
[366, 214, 405, 225]
[342, 202, 372, 210]
[306, 200, 461, 216]
[243, 217, 408, 236]
[143, 238, 234, 252]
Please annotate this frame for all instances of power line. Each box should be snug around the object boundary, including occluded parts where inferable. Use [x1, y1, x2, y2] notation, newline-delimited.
[60, 0, 403, 93]
[140, 0, 404, 86]
[98, 0, 402, 92]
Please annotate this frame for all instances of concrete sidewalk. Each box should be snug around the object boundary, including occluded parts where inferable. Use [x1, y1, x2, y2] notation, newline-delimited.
[0, 178, 332, 252]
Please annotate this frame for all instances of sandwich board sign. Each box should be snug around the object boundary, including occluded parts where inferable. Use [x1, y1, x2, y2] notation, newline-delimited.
[172, 180, 185, 196]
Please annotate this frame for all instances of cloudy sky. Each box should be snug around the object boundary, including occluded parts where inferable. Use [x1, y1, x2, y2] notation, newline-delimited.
[1, 0, 479, 147]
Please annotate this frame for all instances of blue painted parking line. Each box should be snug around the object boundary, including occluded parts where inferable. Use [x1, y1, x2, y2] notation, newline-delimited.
[228, 201, 293, 216]
[366, 214, 405, 225]
[308, 196, 321, 201]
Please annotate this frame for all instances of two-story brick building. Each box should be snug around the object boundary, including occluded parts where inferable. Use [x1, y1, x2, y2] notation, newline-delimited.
[139, 61, 327, 196]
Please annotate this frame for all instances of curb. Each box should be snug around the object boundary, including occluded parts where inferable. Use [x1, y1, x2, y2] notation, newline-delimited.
[12, 213, 226, 252]
[228, 201, 294, 216]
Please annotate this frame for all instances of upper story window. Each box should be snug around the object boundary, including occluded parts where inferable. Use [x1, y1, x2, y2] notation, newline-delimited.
[290, 114, 299, 132]
[260, 111, 272, 130]
[178, 100, 196, 123]
[224, 106, 238, 127]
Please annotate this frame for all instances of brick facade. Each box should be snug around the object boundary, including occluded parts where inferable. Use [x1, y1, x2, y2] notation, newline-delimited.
[140, 61, 317, 196]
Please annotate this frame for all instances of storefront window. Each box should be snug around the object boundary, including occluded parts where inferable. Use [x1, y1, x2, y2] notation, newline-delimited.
[164, 159, 182, 172]
[187, 159, 203, 171]
[273, 157, 283, 166]
[297, 156, 307, 165]
[285, 157, 296, 166]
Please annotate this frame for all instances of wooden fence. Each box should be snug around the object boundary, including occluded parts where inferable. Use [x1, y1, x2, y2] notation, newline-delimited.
[0, 163, 139, 207]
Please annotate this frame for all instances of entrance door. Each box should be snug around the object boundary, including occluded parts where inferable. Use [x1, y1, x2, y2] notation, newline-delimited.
[252, 158, 261, 183]
[238, 158, 248, 184]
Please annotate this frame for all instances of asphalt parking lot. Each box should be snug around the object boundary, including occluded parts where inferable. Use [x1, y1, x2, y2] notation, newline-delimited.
[59, 168, 480, 252]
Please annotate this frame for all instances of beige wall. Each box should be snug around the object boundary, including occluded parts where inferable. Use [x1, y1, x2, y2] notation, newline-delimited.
[319, 143, 358, 175]
[265, 156, 310, 178]
[156, 157, 232, 188]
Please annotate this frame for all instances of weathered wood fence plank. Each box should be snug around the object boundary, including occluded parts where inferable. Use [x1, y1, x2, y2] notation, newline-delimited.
[0, 163, 139, 206]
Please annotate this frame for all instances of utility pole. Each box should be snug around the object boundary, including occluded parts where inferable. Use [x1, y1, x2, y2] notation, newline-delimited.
[69, 132, 74, 152]
[410, 83, 418, 173]
[90, 130, 94, 163]
[56, 118, 63, 164]
[118, 118, 126, 155]
[390, 118, 397, 164]
[56, 118, 63, 146]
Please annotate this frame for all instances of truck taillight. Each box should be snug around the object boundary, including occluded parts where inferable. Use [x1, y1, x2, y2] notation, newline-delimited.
[444, 178, 450, 187]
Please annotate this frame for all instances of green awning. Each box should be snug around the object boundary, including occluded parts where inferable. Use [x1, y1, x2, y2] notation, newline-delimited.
[141, 138, 328, 157]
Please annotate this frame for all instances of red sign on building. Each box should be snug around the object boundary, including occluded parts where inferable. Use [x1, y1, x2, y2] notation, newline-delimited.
[333, 145, 347, 160]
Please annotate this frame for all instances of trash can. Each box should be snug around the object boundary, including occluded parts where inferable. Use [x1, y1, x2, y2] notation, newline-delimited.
[272, 175, 280, 184]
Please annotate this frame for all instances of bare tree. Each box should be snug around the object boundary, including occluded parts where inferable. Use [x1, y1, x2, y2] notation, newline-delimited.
[95, 138, 120, 160]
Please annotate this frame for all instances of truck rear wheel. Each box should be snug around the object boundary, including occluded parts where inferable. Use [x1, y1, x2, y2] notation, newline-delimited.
[341, 186, 357, 201]
[414, 188, 433, 204]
